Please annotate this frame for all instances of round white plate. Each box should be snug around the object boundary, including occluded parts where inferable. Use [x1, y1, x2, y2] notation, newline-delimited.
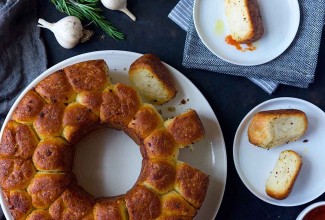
[233, 97, 325, 206]
[193, 0, 300, 66]
[0, 51, 227, 220]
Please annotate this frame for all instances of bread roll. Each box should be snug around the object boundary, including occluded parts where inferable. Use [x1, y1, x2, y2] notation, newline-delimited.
[248, 109, 308, 149]
[174, 161, 209, 209]
[160, 191, 196, 217]
[266, 150, 302, 200]
[225, 0, 264, 43]
[129, 54, 177, 105]
[93, 197, 128, 220]
[165, 109, 205, 148]
[3, 190, 32, 220]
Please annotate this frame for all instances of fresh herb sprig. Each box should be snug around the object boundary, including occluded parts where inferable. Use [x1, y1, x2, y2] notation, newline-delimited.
[50, 0, 124, 39]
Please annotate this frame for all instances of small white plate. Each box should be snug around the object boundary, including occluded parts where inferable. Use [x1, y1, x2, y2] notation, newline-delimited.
[233, 97, 325, 206]
[0, 51, 227, 220]
[193, 0, 300, 66]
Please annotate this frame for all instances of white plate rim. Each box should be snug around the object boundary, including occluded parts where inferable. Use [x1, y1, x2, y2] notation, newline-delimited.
[233, 97, 325, 206]
[193, 0, 300, 66]
[0, 50, 227, 220]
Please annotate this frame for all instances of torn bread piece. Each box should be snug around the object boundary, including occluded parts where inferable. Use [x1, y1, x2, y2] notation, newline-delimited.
[248, 109, 308, 149]
[266, 150, 302, 200]
[129, 54, 177, 105]
[225, 0, 264, 43]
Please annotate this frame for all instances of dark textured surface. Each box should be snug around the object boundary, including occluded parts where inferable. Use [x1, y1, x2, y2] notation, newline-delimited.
[3, 0, 323, 219]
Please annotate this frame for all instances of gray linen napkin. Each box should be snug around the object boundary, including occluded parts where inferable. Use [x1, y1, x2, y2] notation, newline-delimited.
[169, 0, 325, 93]
[0, 0, 47, 127]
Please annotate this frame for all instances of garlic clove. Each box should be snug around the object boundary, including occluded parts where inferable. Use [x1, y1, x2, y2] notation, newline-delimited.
[38, 16, 85, 49]
[101, 0, 126, 10]
[119, 7, 136, 21]
[101, 0, 136, 21]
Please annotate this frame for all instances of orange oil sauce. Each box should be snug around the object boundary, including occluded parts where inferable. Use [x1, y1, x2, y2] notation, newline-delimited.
[225, 35, 256, 52]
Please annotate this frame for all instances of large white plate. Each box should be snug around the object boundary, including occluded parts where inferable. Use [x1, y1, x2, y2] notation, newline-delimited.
[193, 0, 300, 66]
[233, 97, 325, 206]
[0, 51, 227, 220]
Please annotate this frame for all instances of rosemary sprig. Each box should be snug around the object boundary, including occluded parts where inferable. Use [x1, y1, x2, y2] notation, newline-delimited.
[50, 0, 124, 39]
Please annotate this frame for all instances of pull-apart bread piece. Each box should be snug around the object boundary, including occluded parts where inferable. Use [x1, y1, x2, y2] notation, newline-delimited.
[266, 150, 302, 200]
[225, 0, 264, 43]
[129, 54, 178, 105]
[248, 109, 308, 149]
[0, 58, 209, 219]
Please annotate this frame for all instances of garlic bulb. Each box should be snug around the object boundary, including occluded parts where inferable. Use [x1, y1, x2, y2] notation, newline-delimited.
[38, 16, 92, 49]
[101, 0, 136, 21]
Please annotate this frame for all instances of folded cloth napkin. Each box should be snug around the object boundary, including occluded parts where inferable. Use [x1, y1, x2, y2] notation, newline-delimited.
[0, 0, 47, 128]
[169, 0, 325, 94]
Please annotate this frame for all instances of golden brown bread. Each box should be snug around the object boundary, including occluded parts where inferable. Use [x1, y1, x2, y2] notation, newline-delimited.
[76, 91, 103, 116]
[160, 191, 196, 217]
[156, 216, 193, 220]
[129, 54, 177, 105]
[33, 103, 65, 139]
[3, 190, 32, 220]
[35, 70, 77, 104]
[125, 185, 161, 219]
[63, 60, 110, 92]
[225, 0, 264, 43]
[93, 196, 128, 220]
[0, 59, 208, 220]
[141, 127, 179, 160]
[32, 137, 74, 171]
[49, 184, 94, 219]
[174, 161, 209, 209]
[265, 150, 302, 200]
[12, 90, 45, 124]
[138, 159, 176, 194]
[0, 121, 39, 159]
[62, 102, 100, 144]
[248, 109, 308, 149]
[100, 83, 142, 129]
[27, 172, 76, 209]
[126, 103, 164, 145]
[0, 158, 36, 190]
[165, 109, 205, 148]
[25, 209, 52, 220]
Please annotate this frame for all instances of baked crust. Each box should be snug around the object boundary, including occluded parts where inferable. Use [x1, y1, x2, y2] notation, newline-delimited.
[265, 150, 302, 200]
[129, 54, 177, 105]
[125, 185, 161, 219]
[12, 90, 45, 124]
[93, 196, 127, 220]
[3, 190, 32, 220]
[25, 209, 52, 220]
[0, 59, 208, 219]
[141, 127, 179, 160]
[165, 109, 205, 148]
[35, 70, 76, 104]
[62, 102, 100, 144]
[138, 159, 176, 194]
[161, 191, 196, 217]
[32, 137, 74, 171]
[0, 121, 39, 159]
[64, 60, 110, 92]
[175, 162, 209, 209]
[100, 83, 142, 129]
[49, 184, 94, 219]
[33, 103, 65, 139]
[27, 172, 76, 209]
[0, 158, 36, 190]
[225, 0, 264, 43]
[248, 109, 308, 149]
